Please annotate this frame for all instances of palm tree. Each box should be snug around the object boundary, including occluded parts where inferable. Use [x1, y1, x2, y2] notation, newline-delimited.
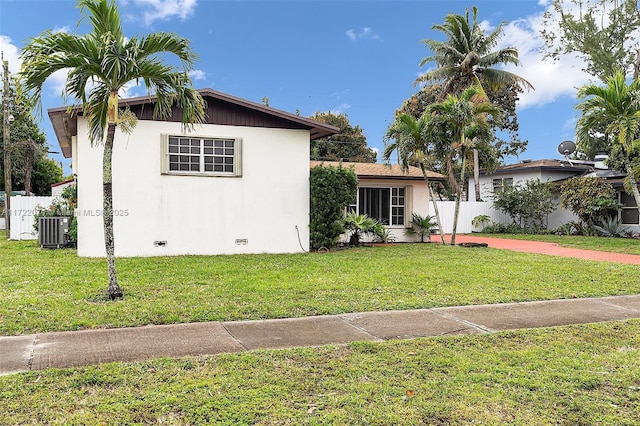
[383, 113, 447, 244]
[428, 86, 501, 245]
[576, 71, 640, 214]
[417, 6, 533, 201]
[20, 0, 205, 299]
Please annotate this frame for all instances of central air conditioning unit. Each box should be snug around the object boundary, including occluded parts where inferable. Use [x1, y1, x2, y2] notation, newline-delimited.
[38, 216, 70, 249]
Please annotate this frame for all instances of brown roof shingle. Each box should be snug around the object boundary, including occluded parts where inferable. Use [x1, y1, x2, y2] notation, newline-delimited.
[310, 161, 444, 181]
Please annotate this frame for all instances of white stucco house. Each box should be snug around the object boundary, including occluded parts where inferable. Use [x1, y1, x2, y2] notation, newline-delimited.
[310, 161, 446, 242]
[49, 89, 339, 257]
[468, 158, 640, 232]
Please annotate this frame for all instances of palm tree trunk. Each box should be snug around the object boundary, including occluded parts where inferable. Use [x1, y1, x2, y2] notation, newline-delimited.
[24, 141, 33, 196]
[451, 147, 467, 246]
[473, 148, 481, 202]
[104, 122, 123, 299]
[420, 163, 446, 245]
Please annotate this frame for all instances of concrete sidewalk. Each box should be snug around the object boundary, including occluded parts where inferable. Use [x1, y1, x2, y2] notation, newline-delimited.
[2, 295, 640, 376]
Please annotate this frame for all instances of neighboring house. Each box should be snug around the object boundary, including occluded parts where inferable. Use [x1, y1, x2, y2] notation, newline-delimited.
[469, 158, 640, 231]
[310, 161, 445, 242]
[51, 178, 75, 197]
[49, 89, 339, 257]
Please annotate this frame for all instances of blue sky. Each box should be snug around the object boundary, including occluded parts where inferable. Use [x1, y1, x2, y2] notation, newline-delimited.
[1, 0, 605, 175]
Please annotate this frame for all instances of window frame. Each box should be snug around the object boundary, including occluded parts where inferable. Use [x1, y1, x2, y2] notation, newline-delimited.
[619, 190, 639, 225]
[492, 177, 514, 193]
[161, 134, 242, 177]
[353, 186, 409, 227]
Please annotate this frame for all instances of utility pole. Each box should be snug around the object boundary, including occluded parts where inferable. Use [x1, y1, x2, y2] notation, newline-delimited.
[3, 54, 11, 239]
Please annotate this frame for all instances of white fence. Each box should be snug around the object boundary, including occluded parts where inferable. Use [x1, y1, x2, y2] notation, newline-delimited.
[429, 201, 511, 234]
[8, 196, 55, 240]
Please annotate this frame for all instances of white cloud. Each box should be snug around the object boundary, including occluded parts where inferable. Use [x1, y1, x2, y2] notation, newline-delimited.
[346, 27, 382, 42]
[0, 35, 21, 73]
[131, 0, 198, 26]
[497, 6, 593, 110]
[189, 69, 206, 81]
[330, 103, 351, 114]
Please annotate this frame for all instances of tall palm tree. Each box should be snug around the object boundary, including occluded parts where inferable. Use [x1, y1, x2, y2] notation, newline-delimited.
[576, 71, 640, 214]
[428, 86, 501, 245]
[418, 6, 533, 202]
[384, 113, 447, 244]
[20, 0, 205, 299]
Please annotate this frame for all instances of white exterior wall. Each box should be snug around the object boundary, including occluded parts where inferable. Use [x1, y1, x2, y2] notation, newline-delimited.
[76, 118, 311, 257]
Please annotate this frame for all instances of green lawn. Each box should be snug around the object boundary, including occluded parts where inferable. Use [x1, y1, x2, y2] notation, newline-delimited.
[1, 238, 639, 335]
[1, 321, 639, 424]
[476, 233, 640, 255]
[2, 238, 640, 424]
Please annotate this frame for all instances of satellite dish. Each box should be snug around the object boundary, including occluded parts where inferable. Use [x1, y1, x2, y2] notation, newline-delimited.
[558, 140, 576, 156]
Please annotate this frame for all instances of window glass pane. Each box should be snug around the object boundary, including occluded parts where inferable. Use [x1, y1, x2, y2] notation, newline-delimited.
[621, 208, 639, 224]
[621, 192, 638, 207]
[166, 136, 237, 175]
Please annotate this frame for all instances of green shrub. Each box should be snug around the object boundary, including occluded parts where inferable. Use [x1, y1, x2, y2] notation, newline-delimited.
[309, 165, 358, 250]
[560, 177, 620, 227]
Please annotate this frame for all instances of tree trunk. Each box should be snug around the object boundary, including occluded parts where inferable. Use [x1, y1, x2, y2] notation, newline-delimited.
[103, 122, 123, 299]
[24, 141, 33, 196]
[446, 156, 460, 196]
[473, 148, 481, 202]
[451, 147, 467, 246]
[420, 163, 447, 245]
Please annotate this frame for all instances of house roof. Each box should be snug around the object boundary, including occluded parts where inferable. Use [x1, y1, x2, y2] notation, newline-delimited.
[50, 178, 75, 188]
[48, 88, 340, 158]
[310, 161, 445, 181]
[483, 159, 594, 177]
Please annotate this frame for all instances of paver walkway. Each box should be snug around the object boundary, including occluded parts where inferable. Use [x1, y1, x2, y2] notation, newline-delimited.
[451, 234, 640, 265]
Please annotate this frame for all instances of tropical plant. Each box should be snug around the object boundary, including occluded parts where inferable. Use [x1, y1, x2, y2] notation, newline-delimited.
[383, 113, 447, 244]
[471, 214, 491, 231]
[342, 212, 383, 246]
[428, 85, 501, 245]
[20, 0, 205, 299]
[404, 213, 437, 243]
[593, 216, 629, 237]
[492, 179, 557, 231]
[560, 176, 621, 228]
[309, 164, 358, 250]
[575, 71, 640, 214]
[374, 227, 397, 244]
[417, 6, 533, 201]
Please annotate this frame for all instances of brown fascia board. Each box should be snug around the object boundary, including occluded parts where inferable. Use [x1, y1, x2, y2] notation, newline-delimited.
[48, 88, 340, 158]
[481, 161, 592, 177]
